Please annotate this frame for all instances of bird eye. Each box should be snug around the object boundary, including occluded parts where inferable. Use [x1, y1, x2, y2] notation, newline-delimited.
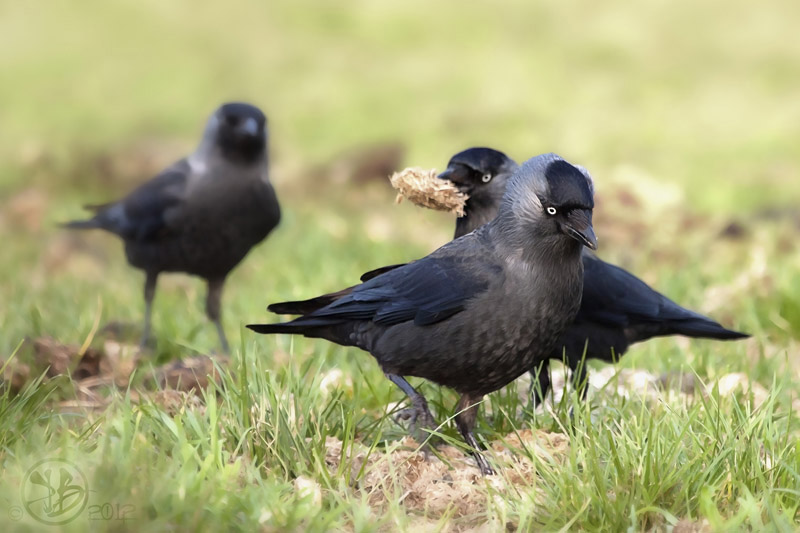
[546, 206, 557, 216]
[481, 174, 492, 183]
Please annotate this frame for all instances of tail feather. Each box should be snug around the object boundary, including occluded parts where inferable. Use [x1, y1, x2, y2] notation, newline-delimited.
[268, 287, 354, 316]
[360, 263, 406, 282]
[247, 320, 355, 348]
[269, 264, 406, 317]
[267, 299, 329, 315]
[61, 201, 114, 230]
[247, 323, 306, 335]
[247, 318, 340, 335]
[669, 319, 749, 340]
[61, 219, 101, 230]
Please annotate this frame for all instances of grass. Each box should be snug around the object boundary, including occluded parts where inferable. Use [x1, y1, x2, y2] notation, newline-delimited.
[1, 0, 800, 530]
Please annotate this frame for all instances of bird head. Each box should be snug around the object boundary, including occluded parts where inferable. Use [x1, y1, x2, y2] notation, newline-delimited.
[210, 102, 268, 164]
[500, 153, 597, 251]
[437, 147, 518, 200]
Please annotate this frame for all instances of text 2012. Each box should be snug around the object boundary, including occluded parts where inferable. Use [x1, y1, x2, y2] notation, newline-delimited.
[88, 503, 136, 521]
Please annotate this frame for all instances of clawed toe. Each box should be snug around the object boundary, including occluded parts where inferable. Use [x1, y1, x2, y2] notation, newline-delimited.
[394, 405, 437, 445]
[393, 407, 417, 424]
[476, 454, 495, 476]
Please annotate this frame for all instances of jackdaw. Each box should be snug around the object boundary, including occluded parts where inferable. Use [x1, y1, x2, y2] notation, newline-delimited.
[435, 148, 749, 404]
[272, 147, 748, 406]
[249, 153, 597, 474]
[64, 102, 280, 352]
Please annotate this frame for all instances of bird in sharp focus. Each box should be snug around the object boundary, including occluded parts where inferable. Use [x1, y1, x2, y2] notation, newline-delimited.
[64, 102, 281, 352]
[250, 153, 597, 474]
[271, 146, 748, 407]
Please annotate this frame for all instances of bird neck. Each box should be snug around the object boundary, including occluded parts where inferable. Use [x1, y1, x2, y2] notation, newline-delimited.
[455, 191, 502, 238]
[487, 213, 584, 269]
[194, 133, 269, 169]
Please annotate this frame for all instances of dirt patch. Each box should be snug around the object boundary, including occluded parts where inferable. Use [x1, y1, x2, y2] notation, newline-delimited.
[322, 429, 568, 520]
[0, 187, 49, 233]
[672, 518, 711, 533]
[5, 335, 226, 413]
[151, 389, 206, 416]
[147, 354, 229, 392]
[0, 358, 31, 395]
[312, 142, 406, 185]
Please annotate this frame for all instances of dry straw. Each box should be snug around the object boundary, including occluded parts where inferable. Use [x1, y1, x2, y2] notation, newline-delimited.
[389, 167, 467, 216]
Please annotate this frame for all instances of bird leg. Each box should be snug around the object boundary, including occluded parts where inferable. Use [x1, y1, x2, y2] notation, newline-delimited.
[528, 360, 552, 410]
[386, 374, 436, 445]
[140, 272, 158, 350]
[454, 394, 494, 475]
[206, 279, 229, 353]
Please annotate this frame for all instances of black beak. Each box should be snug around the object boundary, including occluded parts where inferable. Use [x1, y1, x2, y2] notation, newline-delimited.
[238, 117, 260, 137]
[437, 166, 472, 193]
[563, 209, 597, 250]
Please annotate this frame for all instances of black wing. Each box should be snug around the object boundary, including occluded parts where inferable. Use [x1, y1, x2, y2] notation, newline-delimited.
[251, 248, 498, 334]
[578, 254, 748, 339]
[359, 263, 407, 282]
[64, 160, 189, 242]
[269, 263, 409, 316]
[267, 286, 356, 315]
[270, 256, 475, 320]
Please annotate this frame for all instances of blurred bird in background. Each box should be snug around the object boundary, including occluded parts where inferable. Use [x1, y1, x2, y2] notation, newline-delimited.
[64, 102, 281, 352]
[250, 153, 597, 474]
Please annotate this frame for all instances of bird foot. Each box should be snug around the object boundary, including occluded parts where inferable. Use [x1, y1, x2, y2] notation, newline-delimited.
[475, 452, 496, 476]
[394, 406, 437, 447]
[461, 431, 495, 476]
[393, 406, 416, 424]
[138, 337, 156, 354]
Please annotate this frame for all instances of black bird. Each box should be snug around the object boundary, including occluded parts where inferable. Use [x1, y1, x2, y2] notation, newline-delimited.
[249, 153, 597, 474]
[272, 147, 748, 406]
[64, 102, 280, 352]
[435, 149, 749, 404]
[267, 147, 519, 315]
[438, 147, 520, 239]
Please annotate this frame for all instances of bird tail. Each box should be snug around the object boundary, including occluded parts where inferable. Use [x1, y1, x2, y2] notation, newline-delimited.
[247, 318, 340, 336]
[269, 264, 407, 315]
[360, 263, 406, 282]
[247, 323, 306, 335]
[268, 264, 406, 316]
[247, 320, 354, 348]
[669, 319, 749, 340]
[60, 219, 101, 230]
[60, 200, 125, 231]
[268, 290, 351, 316]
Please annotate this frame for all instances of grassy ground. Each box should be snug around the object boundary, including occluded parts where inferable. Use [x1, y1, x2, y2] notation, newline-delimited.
[1, 0, 800, 531]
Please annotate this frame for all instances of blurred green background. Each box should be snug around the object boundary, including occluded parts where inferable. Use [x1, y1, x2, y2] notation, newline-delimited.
[1, 0, 798, 362]
[2, 0, 799, 206]
[2, 0, 799, 368]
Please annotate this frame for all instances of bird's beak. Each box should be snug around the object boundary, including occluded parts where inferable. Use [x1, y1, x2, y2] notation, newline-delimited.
[240, 117, 259, 137]
[563, 209, 597, 250]
[437, 166, 471, 193]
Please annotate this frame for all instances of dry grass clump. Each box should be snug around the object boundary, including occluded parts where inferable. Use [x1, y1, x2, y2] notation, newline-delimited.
[389, 167, 467, 216]
[322, 430, 570, 518]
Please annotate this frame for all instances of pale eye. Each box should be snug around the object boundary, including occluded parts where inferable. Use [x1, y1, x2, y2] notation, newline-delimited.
[481, 173, 492, 183]
[546, 206, 557, 216]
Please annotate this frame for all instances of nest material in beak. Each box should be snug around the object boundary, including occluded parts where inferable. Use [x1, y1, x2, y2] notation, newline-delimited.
[389, 167, 468, 216]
